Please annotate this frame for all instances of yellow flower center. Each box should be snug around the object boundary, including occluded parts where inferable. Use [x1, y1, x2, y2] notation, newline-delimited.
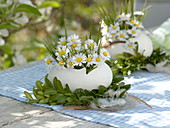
[130, 20, 135, 24]
[104, 23, 107, 26]
[112, 26, 117, 29]
[111, 33, 115, 36]
[132, 30, 136, 34]
[103, 52, 108, 56]
[59, 50, 66, 55]
[135, 24, 139, 27]
[71, 38, 75, 42]
[90, 43, 94, 47]
[117, 15, 121, 18]
[68, 61, 73, 66]
[106, 29, 109, 32]
[72, 43, 77, 47]
[76, 57, 82, 62]
[86, 57, 92, 62]
[96, 57, 101, 62]
[128, 44, 133, 47]
[120, 34, 125, 38]
[115, 36, 119, 40]
[105, 37, 108, 40]
[59, 60, 64, 66]
[61, 41, 66, 46]
[46, 59, 51, 64]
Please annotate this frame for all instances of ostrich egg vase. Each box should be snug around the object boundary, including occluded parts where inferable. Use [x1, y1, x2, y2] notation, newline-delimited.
[106, 32, 153, 59]
[48, 62, 113, 91]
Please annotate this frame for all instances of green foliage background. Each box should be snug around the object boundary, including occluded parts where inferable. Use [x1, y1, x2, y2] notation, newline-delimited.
[0, 0, 122, 70]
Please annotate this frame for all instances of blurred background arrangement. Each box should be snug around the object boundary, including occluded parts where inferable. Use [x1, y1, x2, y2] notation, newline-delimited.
[0, 0, 170, 70]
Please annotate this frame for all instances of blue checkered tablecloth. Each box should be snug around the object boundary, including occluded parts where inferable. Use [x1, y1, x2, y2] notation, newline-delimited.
[0, 62, 170, 128]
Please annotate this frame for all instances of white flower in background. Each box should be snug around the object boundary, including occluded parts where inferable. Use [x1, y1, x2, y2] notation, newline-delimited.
[44, 55, 55, 68]
[100, 48, 110, 61]
[73, 53, 86, 66]
[109, 22, 120, 32]
[0, 37, 5, 46]
[55, 46, 67, 57]
[12, 51, 27, 66]
[101, 26, 110, 36]
[127, 27, 139, 37]
[86, 55, 94, 67]
[58, 37, 67, 47]
[93, 54, 102, 66]
[67, 58, 74, 68]
[117, 13, 130, 21]
[0, 0, 12, 7]
[134, 21, 143, 28]
[56, 57, 65, 69]
[85, 39, 97, 48]
[17, 0, 35, 7]
[117, 30, 129, 41]
[67, 34, 81, 50]
[0, 29, 9, 37]
[124, 41, 137, 51]
[101, 20, 107, 28]
[67, 34, 80, 44]
[14, 15, 29, 24]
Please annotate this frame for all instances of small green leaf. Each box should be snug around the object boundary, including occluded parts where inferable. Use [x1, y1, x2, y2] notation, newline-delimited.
[37, 90, 43, 95]
[0, 23, 19, 29]
[53, 77, 64, 92]
[44, 88, 57, 95]
[38, 1, 61, 9]
[39, 98, 49, 104]
[98, 85, 107, 94]
[35, 95, 45, 100]
[65, 84, 72, 93]
[36, 81, 43, 90]
[45, 75, 53, 88]
[26, 100, 38, 104]
[14, 4, 42, 16]
[79, 96, 93, 101]
[24, 91, 33, 100]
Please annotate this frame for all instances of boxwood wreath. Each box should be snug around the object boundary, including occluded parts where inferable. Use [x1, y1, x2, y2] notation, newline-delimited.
[106, 43, 170, 76]
[24, 74, 131, 108]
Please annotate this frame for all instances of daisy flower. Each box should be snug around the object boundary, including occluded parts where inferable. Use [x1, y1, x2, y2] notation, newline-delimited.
[117, 13, 130, 21]
[100, 48, 110, 61]
[56, 57, 65, 69]
[55, 46, 67, 57]
[124, 41, 137, 51]
[117, 30, 129, 41]
[101, 26, 110, 36]
[101, 20, 107, 28]
[58, 37, 67, 47]
[67, 58, 74, 68]
[93, 54, 102, 66]
[67, 34, 81, 44]
[67, 34, 81, 50]
[44, 55, 55, 68]
[127, 27, 140, 37]
[73, 53, 86, 66]
[86, 55, 94, 67]
[85, 39, 97, 48]
[109, 22, 120, 32]
[134, 21, 143, 28]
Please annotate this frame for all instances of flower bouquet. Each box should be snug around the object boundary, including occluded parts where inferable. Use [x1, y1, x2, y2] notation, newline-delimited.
[24, 33, 151, 111]
[99, 0, 153, 59]
[99, 0, 170, 75]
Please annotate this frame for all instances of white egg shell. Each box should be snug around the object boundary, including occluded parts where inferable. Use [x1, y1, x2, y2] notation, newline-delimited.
[48, 62, 113, 91]
[105, 32, 153, 59]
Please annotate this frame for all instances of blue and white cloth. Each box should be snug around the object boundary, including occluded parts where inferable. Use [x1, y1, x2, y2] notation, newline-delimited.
[0, 63, 170, 128]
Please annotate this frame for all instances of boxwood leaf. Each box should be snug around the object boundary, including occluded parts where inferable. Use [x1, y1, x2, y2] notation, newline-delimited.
[36, 81, 43, 90]
[44, 88, 57, 95]
[24, 91, 33, 100]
